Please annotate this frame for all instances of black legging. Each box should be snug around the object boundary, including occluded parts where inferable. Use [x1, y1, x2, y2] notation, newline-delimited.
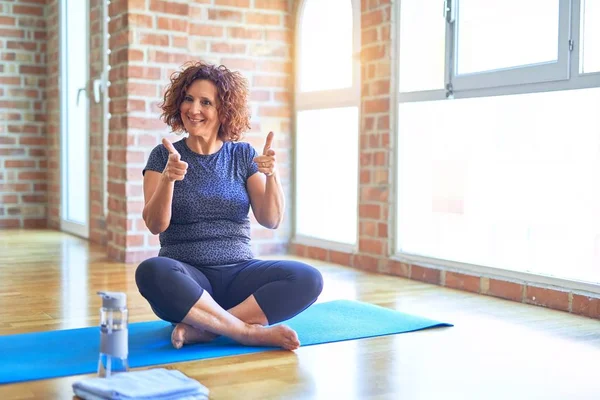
[135, 257, 324, 325]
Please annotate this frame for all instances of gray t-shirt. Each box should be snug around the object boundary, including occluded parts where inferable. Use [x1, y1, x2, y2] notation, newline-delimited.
[143, 138, 259, 267]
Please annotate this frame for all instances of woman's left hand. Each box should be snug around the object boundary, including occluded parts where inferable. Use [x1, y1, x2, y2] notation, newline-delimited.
[254, 131, 276, 177]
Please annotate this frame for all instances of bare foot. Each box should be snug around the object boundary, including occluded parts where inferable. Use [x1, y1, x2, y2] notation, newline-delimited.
[171, 322, 218, 349]
[241, 324, 300, 350]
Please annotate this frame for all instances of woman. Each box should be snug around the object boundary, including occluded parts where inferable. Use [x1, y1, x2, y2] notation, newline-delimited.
[135, 61, 323, 351]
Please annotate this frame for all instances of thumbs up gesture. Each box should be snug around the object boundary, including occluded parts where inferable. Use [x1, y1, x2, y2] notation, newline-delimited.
[253, 131, 276, 177]
[162, 138, 188, 182]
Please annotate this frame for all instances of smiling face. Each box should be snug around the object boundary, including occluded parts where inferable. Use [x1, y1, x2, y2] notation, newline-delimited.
[179, 79, 221, 139]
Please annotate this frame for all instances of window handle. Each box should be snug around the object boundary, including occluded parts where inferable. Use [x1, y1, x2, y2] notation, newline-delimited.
[76, 87, 86, 106]
[443, 0, 456, 23]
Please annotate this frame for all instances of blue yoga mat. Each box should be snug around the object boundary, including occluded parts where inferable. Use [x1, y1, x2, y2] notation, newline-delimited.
[0, 300, 451, 384]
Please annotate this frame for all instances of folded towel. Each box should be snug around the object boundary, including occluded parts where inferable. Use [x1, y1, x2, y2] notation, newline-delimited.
[72, 368, 209, 400]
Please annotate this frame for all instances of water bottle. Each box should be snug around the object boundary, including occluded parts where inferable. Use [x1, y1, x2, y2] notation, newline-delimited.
[97, 291, 129, 378]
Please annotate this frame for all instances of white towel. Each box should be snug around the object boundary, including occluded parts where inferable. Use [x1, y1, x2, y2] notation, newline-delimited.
[72, 368, 209, 400]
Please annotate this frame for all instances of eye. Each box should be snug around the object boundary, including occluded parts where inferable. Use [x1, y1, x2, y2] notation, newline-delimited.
[201, 100, 211, 106]
[184, 96, 193, 102]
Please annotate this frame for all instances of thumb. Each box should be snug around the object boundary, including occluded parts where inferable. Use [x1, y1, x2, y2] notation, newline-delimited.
[162, 138, 179, 156]
[262, 131, 274, 155]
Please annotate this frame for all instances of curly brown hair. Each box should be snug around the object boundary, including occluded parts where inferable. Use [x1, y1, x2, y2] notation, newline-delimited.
[160, 61, 251, 141]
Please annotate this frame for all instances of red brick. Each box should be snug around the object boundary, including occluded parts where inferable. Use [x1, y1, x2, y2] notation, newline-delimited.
[222, 57, 256, 71]
[149, 0, 188, 16]
[329, 250, 352, 266]
[359, 204, 380, 219]
[126, 82, 158, 97]
[266, 30, 288, 42]
[228, 27, 263, 40]
[488, 279, 523, 302]
[157, 17, 188, 32]
[126, 14, 154, 29]
[525, 286, 570, 312]
[0, 16, 16, 25]
[290, 243, 307, 257]
[208, 10, 243, 22]
[171, 36, 188, 48]
[1, 195, 18, 203]
[246, 12, 281, 25]
[5, 160, 35, 168]
[362, 45, 386, 62]
[258, 106, 290, 118]
[0, 28, 24, 38]
[360, 170, 371, 184]
[353, 254, 379, 272]
[18, 171, 45, 180]
[215, 0, 250, 7]
[306, 246, 328, 261]
[360, 221, 377, 237]
[0, 76, 21, 85]
[572, 295, 600, 319]
[388, 261, 410, 278]
[254, 0, 287, 11]
[190, 24, 224, 37]
[0, 219, 20, 228]
[210, 42, 246, 54]
[445, 272, 480, 293]
[364, 98, 389, 114]
[273, 91, 290, 103]
[411, 265, 441, 285]
[13, 5, 44, 16]
[377, 223, 388, 238]
[361, 186, 388, 202]
[362, 9, 383, 28]
[138, 33, 169, 46]
[128, 66, 161, 80]
[359, 238, 385, 255]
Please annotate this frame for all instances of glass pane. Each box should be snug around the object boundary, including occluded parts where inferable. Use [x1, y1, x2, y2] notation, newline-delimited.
[399, 0, 446, 92]
[65, 0, 88, 224]
[296, 107, 358, 244]
[582, 0, 600, 73]
[299, 0, 353, 92]
[397, 87, 600, 285]
[456, 0, 560, 75]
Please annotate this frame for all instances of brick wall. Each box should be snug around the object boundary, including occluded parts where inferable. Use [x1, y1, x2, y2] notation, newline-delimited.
[292, 1, 393, 273]
[0, 0, 48, 229]
[105, 0, 295, 262]
[290, 0, 600, 321]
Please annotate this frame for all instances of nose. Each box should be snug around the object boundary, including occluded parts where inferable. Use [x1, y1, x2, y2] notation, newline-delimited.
[189, 99, 203, 115]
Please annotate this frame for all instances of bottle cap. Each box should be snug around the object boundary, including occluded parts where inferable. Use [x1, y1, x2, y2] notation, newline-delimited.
[97, 291, 127, 309]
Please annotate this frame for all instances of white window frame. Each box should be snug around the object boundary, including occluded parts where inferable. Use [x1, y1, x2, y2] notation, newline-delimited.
[292, 0, 361, 252]
[393, 0, 600, 294]
[398, 0, 600, 103]
[450, 0, 572, 92]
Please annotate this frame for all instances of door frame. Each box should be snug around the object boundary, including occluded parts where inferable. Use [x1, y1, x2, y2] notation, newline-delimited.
[59, 0, 90, 239]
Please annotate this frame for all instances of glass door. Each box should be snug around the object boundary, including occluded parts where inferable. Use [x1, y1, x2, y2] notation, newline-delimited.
[60, 0, 89, 238]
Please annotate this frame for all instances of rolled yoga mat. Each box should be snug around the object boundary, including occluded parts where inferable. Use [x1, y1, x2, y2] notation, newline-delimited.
[0, 300, 452, 384]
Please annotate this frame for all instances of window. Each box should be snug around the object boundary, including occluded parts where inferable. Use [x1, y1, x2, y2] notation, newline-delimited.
[396, 0, 600, 286]
[294, 0, 360, 247]
[451, 0, 570, 91]
[581, 0, 600, 74]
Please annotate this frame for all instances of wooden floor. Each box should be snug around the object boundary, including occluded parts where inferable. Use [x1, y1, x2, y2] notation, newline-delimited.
[1, 230, 600, 399]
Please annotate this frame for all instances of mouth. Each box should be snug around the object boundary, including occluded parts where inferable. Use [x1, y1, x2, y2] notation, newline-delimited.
[187, 116, 205, 124]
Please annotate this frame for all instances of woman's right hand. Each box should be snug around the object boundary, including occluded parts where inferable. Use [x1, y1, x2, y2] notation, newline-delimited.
[162, 138, 188, 182]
